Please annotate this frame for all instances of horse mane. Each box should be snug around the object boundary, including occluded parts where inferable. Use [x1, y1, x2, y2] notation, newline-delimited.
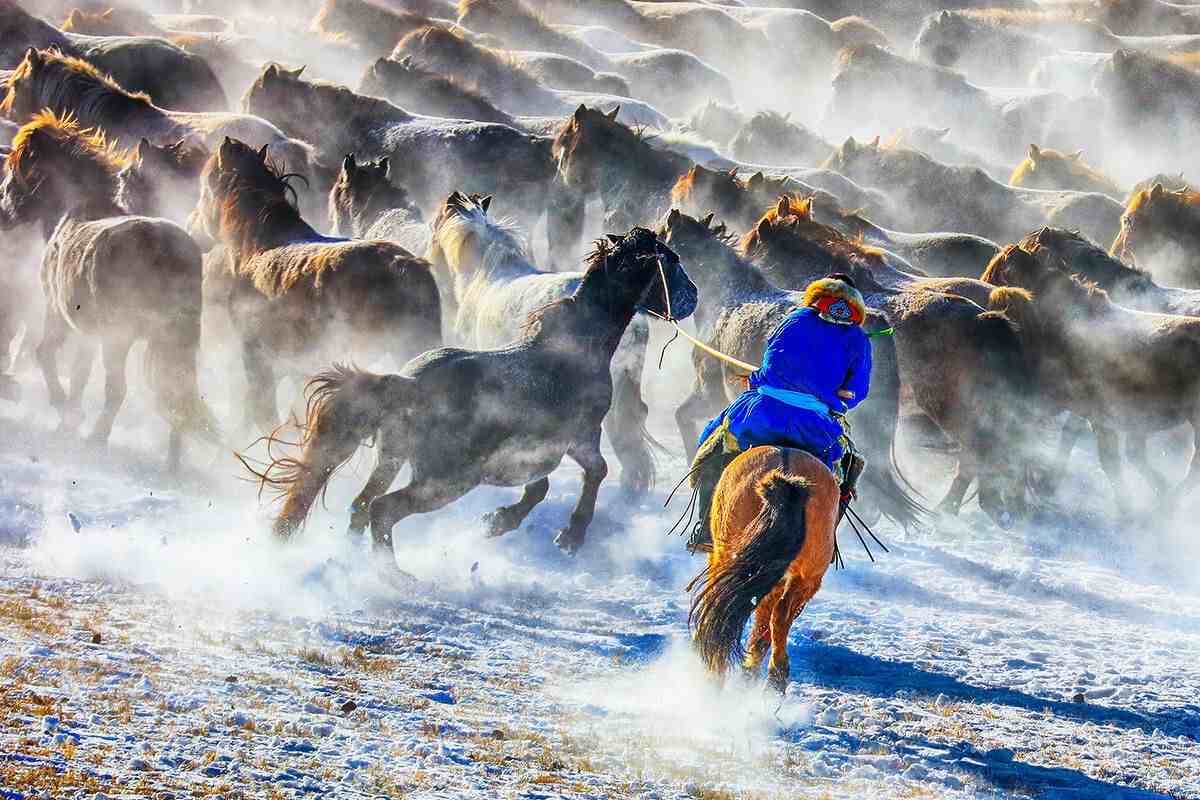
[1010, 145, 1120, 192]
[1021, 227, 1151, 285]
[313, 0, 434, 44]
[1, 48, 154, 119]
[394, 24, 546, 98]
[740, 194, 886, 266]
[435, 193, 530, 273]
[1125, 184, 1200, 217]
[208, 144, 316, 262]
[7, 108, 132, 189]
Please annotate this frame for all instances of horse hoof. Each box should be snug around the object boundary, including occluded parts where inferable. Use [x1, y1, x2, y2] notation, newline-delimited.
[554, 528, 584, 555]
[481, 510, 513, 538]
[766, 669, 789, 695]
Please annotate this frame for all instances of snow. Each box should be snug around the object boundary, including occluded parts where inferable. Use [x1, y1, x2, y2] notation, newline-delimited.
[2, 355, 1200, 799]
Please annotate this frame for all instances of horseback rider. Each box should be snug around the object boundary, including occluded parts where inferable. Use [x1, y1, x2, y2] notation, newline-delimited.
[687, 273, 872, 554]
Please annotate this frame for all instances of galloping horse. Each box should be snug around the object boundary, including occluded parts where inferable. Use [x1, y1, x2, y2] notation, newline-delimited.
[247, 228, 697, 557]
[690, 446, 840, 692]
[0, 111, 218, 469]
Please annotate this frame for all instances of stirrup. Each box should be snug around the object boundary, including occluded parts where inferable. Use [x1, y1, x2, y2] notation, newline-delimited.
[686, 521, 713, 554]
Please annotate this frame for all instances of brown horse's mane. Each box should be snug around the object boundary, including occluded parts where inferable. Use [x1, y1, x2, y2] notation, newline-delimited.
[395, 25, 545, 96]
[8, 108, 132, 189]
[1, 48, 153, 117]
[1010, 145, 1120, 193]
[1124, 184, 1200, 218]
[208, 145, 320, 272]
[740, 194, 886, 267]
[982, 242, 1112, 315]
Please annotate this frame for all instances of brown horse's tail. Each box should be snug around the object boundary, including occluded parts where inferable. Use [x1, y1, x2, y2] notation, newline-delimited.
[240, 365, 417, 539]
[145, 305, 221, 447]
[689, 471, 810, 674]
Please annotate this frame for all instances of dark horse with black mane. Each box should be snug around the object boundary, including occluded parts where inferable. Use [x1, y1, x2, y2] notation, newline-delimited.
[248, 228, 698, 558]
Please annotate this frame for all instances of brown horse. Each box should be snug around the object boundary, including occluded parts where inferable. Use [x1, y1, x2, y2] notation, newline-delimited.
[983, 243, 1200, 506]
[191, 136, 442, 434]
[1112, 183, 1200, 288]
[357, 56, 518, 127]
[1010, 144, 1124, 198]
[115, 137, 209, 223]
[0, 111, 218, 469]
[690, 446, 839, 692]
[247, 228, 696, 557]
[1026, 226, 1200, 317]
[0, 0, 226, 111]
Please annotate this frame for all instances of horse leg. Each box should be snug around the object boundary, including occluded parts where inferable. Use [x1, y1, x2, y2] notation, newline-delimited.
[554, 431, 608, 555]
[241, 339, 278, 434]
[743, 582, 787, 675]
[1039, 414, 1090, 495]
[483, 477, 550, 538]
[348, 436, 406, 538]
[62, 339, 97, 435]
[936, 460, 973, 517]
[36, 312, 70, 429]
[1125, 432, 1169, 498]
[1094, 424, 1131, 516]
[546, 182, 585, 266]
[606, 366, 652, 495]
[767, 578, 822, 693]
[675, 385, 711, 462]
[367, 476, 476, 556]
[766, 578, 798, 694]
[86, 334, 134, 449]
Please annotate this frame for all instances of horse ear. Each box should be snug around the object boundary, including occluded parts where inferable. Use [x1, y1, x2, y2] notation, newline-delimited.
[378, 156, 389, 177]
[868, 135, 880, 149]
[939, 9, 950, 20]
[714, 222, 726, 237]
[100, 8, 113, 18]
[287, 66, 306, 79]
[135, 137, 151, 161]
[480, 195, 492, 213]
[258, 144, 269, 161]
[775, 195, 790, 217]
[1027, 143, 1040, 160]
[843, 136, 857, 155]
[756, 217, 772, 238]
[263, 64, 279, 81]
[1150, 182, 1165, 199]
[606, 233, 623, 244]
[606, 106, 620, 121]
[25, 47, 41, 68]
[1069, 150, 1083, 160]
[701, 212, 714, 228]
[667, 208, 680, 226]
[748, 171, 764, 188]
[400, 55, 413, 67]
[341, 153, 356, 175]
[573, 104, 587, 121]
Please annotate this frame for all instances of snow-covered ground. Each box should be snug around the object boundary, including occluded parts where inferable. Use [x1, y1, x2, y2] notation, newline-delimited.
[2, 342, 1200, 799]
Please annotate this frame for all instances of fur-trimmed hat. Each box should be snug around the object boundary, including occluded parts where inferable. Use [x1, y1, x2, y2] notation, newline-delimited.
[802, 274, 866, 326]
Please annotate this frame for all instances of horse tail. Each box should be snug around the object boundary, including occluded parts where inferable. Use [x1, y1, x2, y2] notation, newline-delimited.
[856, 315, 929, 528]
[145, 296, 221, 448]
[689, 471, 810, 674]
[239, 365, 417, 539]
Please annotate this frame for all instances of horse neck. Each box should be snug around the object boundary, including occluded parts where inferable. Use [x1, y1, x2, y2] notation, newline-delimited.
[691, 239, 774, 326]
[225, 192, 319, 255]
[603, 140, 688, 200]
[455, 236, 539, 297]
[540, 268, 644, 363]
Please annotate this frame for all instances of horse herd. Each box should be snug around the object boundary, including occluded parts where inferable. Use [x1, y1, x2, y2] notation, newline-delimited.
[3, 0, 1200, 684]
